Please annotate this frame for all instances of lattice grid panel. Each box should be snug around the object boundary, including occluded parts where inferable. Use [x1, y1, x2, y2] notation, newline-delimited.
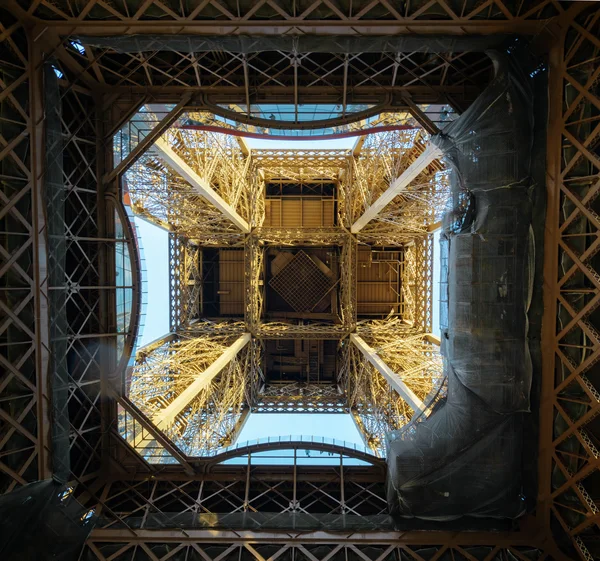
[268, 250, 332, 313]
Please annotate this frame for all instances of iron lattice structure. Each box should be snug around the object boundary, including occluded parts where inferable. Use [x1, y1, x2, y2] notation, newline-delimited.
[340, 129, 448, 246]
[125, 324, 259, 458]
[341, 320, 444, 455]
[254, 382, 348, 414]
[0, 2, 599, 560]
[122, 109, 440, 449]
[125, 128, 260, 245]
[168, 234, 202, 332]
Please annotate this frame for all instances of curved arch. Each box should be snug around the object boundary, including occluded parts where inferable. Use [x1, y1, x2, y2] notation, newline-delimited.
[108, 192, 144, 372]
[178, 123, 417, 141]
[192, 98, 394, 131]
[206, 439, 384, 467]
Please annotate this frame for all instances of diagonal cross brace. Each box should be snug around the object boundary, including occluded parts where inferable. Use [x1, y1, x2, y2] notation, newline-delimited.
[153, 137, 251, 233]
[351, 143, 442, 233]
[153, 333, 252, 429]
[350, 334, 426, 415]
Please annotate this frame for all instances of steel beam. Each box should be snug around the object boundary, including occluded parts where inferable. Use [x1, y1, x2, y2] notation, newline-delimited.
[350, 334, 426, 415]
[35, 21, 552, 37]
[403, 95, 441, 135]
[88, 528, 543, 547]
[153, 333, 251, 429]
[153, 137, 251, 233]
[351, 144, 443, 233]
[101, 85, 479, 105]
[29, 34, 52, 481]
[104, 95, 191, 184]
[115, 393, 195, 475]
[424, 334, 441, 346]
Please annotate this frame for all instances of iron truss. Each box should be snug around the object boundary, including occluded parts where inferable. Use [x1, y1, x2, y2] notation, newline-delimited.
[0, 2, 599, 560]
[168, 234, 202, 332]
[5, 0, 550, 119]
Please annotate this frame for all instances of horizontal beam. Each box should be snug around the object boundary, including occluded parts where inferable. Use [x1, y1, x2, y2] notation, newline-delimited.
[91, 86, 480, 105]
[424, 334, 441, 346]
[351, 144, 443, 233]
[153, 333, 251, 428]
[89, 528, 542, 546]
[39, 21, 551, 37]
[153, 137, 250, 233]
[350, 334, 426, 415]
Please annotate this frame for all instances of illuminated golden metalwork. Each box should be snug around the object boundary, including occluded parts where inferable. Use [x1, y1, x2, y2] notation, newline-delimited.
[127, 322, 260, 455]
[122, 109, 444, 455]
[252, 148, 348, 182]
[125, 115, 264, 245]
[343, 320, 444, 456]
[341, 129, 449, 245]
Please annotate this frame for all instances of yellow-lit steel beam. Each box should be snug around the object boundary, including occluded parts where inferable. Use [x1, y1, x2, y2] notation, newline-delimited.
[153, 333, 252, 429]
[153, 137, 251, 233]
[350, 334, 426, 414]
[351, 144, 442, 233]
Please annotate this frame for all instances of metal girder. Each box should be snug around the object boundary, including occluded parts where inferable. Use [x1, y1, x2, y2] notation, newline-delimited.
[0, 16, 42, 493]
[83, 540, 557, 561]
[114, 393, 194, 475]
[350, 334, 426, 415]
[152, 137, 251, 233]
[403, 95, 441, 135]
[97, 86, 479, 108]
[169, 235, 202, 332]
[29, 32, 52, 482]
[104, 95, 190, 184]
[4, 2, 600, 560]
[153, 333, 251, 429]
[87, 528, 543, 547]
[538, 5, 600, 559]
[351, 144, 443, 233]
[23, 16, 554, 37]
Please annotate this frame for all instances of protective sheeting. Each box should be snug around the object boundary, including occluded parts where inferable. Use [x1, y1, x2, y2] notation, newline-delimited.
[386, 52, 540, 520]
[0, 480, 96, 561]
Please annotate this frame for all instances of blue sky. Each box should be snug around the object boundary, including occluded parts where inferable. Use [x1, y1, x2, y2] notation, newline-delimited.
[135, 217, 169, 348]
[245, 136, 356, 150]
[235, 413, 365, 448]
[132, 135, 442, 451]
[225, 413, 369, 465]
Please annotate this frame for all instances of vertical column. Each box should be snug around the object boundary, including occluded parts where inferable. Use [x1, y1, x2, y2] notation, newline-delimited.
[29, 33, 51, 482]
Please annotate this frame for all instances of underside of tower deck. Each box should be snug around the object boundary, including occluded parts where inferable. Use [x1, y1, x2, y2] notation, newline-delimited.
[1, 2, 600, 561]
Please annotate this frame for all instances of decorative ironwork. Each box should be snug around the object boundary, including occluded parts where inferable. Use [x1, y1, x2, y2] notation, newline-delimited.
[269, 251, 332, 313]
[169, 234, 202, 331]
[255, 383, 347, 414]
